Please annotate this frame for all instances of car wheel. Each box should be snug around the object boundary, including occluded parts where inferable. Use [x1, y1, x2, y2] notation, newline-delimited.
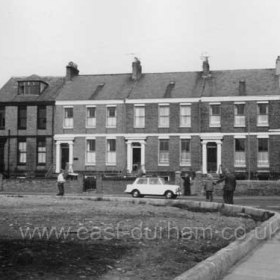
[165, 191, 174, 199]
[132, 189, 140, 198]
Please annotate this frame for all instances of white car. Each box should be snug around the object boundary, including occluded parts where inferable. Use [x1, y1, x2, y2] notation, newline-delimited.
[124, 177, 181, 199]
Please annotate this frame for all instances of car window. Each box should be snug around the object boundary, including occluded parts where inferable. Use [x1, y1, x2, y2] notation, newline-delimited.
[136, 178, 148, 184]
[159, 178, 165, 185]
[149, 178, 161, 185]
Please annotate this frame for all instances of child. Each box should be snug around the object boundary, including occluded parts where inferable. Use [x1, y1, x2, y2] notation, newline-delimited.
[203, 173, 214, 202]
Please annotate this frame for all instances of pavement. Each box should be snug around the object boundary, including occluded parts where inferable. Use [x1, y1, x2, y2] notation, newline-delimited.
[222, 230, 280, 280]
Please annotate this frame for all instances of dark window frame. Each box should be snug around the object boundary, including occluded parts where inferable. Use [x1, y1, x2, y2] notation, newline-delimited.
[37, 105, 47, 130]
[18, 106, 27, 130]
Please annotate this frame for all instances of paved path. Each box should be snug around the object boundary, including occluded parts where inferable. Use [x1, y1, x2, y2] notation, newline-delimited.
[222, 230, 280, 280]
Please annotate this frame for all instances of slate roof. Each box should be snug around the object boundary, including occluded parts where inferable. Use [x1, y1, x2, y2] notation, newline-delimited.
[0, 75, 65, 103]
[56, 68, 280, 101]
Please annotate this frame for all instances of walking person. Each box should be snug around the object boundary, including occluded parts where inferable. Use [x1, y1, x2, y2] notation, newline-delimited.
[215, 167, 236, 204]
[57, 169, 66, 196]
[203, 173, 214, 202]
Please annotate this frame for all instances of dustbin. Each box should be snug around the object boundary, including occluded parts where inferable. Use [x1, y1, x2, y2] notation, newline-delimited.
[83, 175, 97, 192]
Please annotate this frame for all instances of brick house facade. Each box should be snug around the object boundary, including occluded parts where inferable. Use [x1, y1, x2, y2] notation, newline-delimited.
[53, 57, 280, 179]
[0, 75, 64, 177]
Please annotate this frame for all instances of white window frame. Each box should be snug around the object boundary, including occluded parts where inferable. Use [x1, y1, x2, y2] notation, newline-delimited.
[257, 102, 269, 127]
[86, 106, 96, 128]
[209, 103, 221, 127]
[134, 105, 145, 128]
[106, 105, 117, 128]
[63, 106, 74, 129]
[180, 138, 191, 166]
[158, 139, 169, 166]
[180, 103, 191, 127]
[234, 138, 246, 167]
[257, 138, 269, 167]
[158, 104, 170, 128]
[85, 138, 96, 165]
[18, 139, 27, 164]
[106, 138, 116, 165]
[234, 103, 246, 127]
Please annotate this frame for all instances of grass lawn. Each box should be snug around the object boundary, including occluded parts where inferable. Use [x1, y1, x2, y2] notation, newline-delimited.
[0, 195, 259, 280]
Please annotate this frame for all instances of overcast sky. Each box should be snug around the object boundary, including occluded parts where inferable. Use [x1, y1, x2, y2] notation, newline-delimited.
[1, 0, 280, 87]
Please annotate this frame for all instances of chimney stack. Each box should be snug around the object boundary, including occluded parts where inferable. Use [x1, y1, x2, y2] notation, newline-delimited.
[202, 56, 210, 78]
[239, 80, 246, 96]
[66, 61, 79, 81]
[132, 57, 142, 81]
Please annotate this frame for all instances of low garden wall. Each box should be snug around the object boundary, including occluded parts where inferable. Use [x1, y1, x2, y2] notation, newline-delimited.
[1, 175, 280, 196]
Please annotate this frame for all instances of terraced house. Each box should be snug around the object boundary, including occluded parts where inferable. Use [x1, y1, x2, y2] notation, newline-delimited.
[0, 74, 64, 177]
[54, 57, 280, 179]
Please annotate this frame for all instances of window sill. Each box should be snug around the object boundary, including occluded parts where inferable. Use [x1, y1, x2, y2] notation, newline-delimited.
[63, 127, 74, 129]
[257, 124, 269, 127]
[234, 125, 246, 128]
[209, 124, 221, 128]
[234, 164, 246, 168]
[180, 163, 191, 167]
[106, 163, 116, 166]
[158, 163, 169, 166]
[85, 163, 96, 166]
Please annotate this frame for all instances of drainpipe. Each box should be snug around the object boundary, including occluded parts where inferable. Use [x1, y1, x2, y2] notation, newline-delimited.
[7, 129, 10, 178]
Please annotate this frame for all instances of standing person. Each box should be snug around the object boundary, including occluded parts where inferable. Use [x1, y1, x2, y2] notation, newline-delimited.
[182, 174, 191, 196]
[216, 167, 236, 204]
[57, 169, 66, 196]
[203, 173, 214, 202]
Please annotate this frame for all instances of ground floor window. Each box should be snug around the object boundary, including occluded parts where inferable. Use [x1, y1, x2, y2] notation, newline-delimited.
[234, 138, 246, 167]
[86, 139, 96, 164]
[18, 138, 27, 165]
[258, 138, 269, 167]
[159, 139, 169, 165]
[106, 139, 116, 165]
[180, 139, 191, 165]
[37, 137, 46, 165]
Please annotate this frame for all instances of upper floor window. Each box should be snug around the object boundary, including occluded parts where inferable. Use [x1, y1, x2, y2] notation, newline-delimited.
[209, 104, 221, 127]
[180, 139, 191, 166]
[180, 104, 191, 127]
[37, 137, 46, 165]
[234, 103, 246, 127]
[106, 139, 116, 165]
[257, 103, 268, 126]
[18, 138, 27, 165]
[18, 81, 47, 95]
[64, 107, 73, 129]
[37, 106, 47, 130]
[159, 139, 169, 165]
[0, 106, 5, 130]
[106, 106, 117, 128]
[134, 105, 145, 128]
[86, 139, 96, 164]
[18, 106, 27, 130]
[86, 107, 96, 128]
[234, 138, 246, 167]
[258, 138, 269, 167]
[158, 104, 169, 128]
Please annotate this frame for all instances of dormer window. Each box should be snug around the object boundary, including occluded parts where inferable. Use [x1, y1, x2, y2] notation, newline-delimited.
[18, 81, 48, 95]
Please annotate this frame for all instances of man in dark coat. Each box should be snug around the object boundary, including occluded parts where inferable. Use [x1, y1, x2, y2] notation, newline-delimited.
[215, 167, 236, 204]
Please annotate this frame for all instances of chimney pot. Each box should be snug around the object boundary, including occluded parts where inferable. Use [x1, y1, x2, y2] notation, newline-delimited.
[132, 57, 142, 81]
[202, 57, 210, 77]
[66, 61, 79, 81]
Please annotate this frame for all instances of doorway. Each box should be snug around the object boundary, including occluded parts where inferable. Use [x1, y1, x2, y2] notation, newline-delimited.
[61, 143, 69, 170]
[0, 139, 5, 173]
[207, 142, 217, 173]
[132, 143, 141, 172]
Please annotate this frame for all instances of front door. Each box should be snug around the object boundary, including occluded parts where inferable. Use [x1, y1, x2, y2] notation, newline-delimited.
[207, 142, 217, 173]
[61, 143, 69, 171]
[132, 146, 141, 172]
